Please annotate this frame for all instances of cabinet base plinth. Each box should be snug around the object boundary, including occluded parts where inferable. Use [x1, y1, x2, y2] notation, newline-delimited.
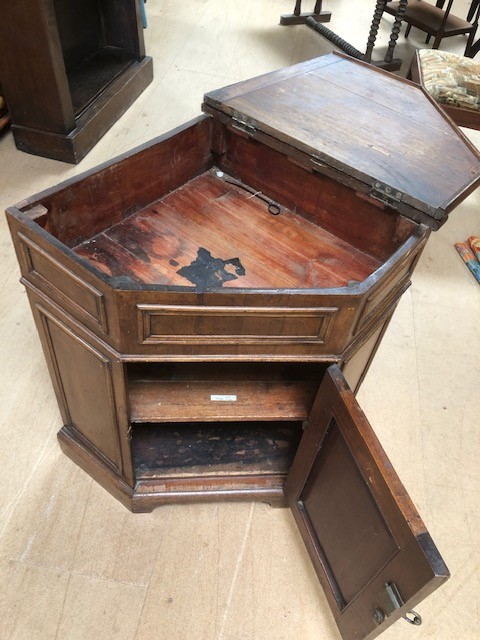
[12, 57, 153, 164]
[58, 427, 288, 512]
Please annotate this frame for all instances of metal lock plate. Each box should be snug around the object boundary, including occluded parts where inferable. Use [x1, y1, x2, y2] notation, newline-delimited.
[373, 582, 422, 627]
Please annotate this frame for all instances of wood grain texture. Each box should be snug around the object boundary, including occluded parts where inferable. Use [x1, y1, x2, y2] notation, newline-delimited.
[0, 0, 151, 162]
[219, 128, 415, 261]
[205, 53, 480, 224]
[36, 116, 214, 245]
[74, 171, 381, 289]
[285, 365, 449, 640]
[129, 362, 324, 422]
[1, 4, 478, 639]
[132, 421, 303, 479]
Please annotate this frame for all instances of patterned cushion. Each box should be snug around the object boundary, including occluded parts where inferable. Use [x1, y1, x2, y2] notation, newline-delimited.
[419, 49, 480, 112]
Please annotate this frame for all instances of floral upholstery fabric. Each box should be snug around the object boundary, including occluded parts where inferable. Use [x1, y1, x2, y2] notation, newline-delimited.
[419, 49, 480, 112]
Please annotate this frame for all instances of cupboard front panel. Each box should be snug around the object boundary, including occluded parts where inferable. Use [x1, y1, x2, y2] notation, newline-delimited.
[18, 232, 108, 333]
[136, 304, 339, 345]
[34, 304, 122, 473]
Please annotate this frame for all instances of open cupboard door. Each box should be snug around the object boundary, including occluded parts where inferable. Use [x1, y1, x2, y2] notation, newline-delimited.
[284, 365, 449, 640]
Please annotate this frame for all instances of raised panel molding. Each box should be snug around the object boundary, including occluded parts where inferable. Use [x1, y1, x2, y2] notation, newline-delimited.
[36, 304, 121, 473]
[18, 232, 108, 333]
[136, 304, 339, 345]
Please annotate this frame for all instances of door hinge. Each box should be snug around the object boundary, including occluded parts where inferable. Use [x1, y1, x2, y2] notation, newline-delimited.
[231, 114, 257, 135]
[372, 582, 422, 627]
[369, 181, 404, 209]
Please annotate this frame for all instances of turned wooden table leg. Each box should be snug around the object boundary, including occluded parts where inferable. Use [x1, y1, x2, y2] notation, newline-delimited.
[280, 0, 332, 26]
[382, 0, 408, 69]
[365, 0, 388, 62]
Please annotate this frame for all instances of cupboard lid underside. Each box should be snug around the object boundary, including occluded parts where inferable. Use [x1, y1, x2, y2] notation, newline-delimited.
[204, 53, 480, 229]
[284, 365, 449, 640]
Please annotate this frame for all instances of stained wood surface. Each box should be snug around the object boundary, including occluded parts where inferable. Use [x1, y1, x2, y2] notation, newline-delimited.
[386, 0, 473, 32]
[220, 128, 415, 261]
[74, 170, 381, 289]
[1, 2, 478, 638]
[132, 421, 303, 479]
[0, 0, 150, 163]
[130, 380, 316, 422]
[204, 53, 480, 222]
[129, 362, 323, 423]
[285, 365, 449, 640]
[38, 117, 213, 246]
[68, 46, 134, 116]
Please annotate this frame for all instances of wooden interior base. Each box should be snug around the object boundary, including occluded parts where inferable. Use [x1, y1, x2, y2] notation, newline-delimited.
[74, 170, 381, 289]
[132, 421, 304, 479]
[58, 425, 288, 512]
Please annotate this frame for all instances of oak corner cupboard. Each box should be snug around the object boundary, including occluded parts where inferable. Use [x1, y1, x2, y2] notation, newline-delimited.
[0, 0, 153, 163]
[7, 53, 480, 640]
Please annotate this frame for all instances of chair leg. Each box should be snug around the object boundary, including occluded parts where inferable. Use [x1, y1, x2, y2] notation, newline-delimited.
[426, 34, 431, 43]
[432, 32, 443, 48]
[467, 0, 480, 23]
[405, 23, 412, 37]
[465, 26, 478, 57]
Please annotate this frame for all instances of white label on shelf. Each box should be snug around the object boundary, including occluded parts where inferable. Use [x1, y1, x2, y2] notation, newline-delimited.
[210, 394, 237, 402]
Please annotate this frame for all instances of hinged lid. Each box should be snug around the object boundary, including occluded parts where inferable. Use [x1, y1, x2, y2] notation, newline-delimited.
[284, 365, 449, 640]
[203, 53, 480, 229]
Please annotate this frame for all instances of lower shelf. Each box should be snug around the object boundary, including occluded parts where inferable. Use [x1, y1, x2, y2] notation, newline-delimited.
[68, 45, 135, 117]
[132, 421, 304, 480]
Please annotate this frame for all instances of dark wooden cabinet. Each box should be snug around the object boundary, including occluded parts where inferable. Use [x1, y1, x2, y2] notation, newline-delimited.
[0, 0, 153, 163]
[6, 54, 480, 639]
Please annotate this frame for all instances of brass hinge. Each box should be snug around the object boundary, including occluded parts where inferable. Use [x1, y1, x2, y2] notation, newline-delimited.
[231, 114, 257, 135]
[369, 181, 404, 209]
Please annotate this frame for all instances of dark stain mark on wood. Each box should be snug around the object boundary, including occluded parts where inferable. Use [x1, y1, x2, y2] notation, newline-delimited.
[177, 247, 246, 290]
[132, 421, 303, 478]
[72, 171, 383, 289]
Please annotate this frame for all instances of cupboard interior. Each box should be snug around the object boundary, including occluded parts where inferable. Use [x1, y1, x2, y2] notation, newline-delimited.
[128, 361, 327, 481]
[25, 118, 417, 290]
[53, 0, 138, 116]
[132, 421, 304, 480]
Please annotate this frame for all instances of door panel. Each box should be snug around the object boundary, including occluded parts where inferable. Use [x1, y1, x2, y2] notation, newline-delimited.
[285, 365, 449, 640]
[35, 303, 123, 473]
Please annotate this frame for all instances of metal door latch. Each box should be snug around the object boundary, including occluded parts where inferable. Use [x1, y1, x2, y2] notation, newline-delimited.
[372, 582, 422, 627]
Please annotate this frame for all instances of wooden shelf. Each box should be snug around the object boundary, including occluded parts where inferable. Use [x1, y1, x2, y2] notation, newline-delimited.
[128, 362, 323, 423]
[68, 46, 135, 117]
[130, 379, 318, 423]
[132, 421, 304, 479]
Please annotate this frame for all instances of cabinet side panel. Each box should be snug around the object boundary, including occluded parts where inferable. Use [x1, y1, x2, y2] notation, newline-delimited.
[341, 314, 394, 394]
[0, 0, 74, 132]
[32, 302, 123, 473]
[36, 116, 214, 246]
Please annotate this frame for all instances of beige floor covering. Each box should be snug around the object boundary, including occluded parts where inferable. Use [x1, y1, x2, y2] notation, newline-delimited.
[1, 1, 479, 639]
